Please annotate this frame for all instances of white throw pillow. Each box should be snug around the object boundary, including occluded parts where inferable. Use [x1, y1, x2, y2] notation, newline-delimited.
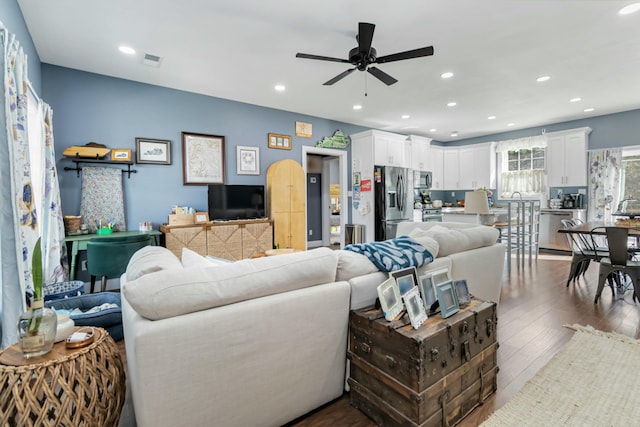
[335, 250, 378, 281]
[126, 246, 183, 281]
[407, 228, 440, 259]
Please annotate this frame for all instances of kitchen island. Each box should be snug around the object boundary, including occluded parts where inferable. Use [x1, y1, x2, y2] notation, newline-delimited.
[442, 207, 508, 225]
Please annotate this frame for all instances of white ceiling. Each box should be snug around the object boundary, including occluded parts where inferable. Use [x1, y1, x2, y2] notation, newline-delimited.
[17, 0, 640, 142]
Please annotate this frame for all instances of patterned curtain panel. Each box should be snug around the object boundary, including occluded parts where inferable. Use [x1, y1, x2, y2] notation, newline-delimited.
[588, 149, 622, 222]
[501, 169, 546, 195]
[0, 28, 38, 347]
[40, 103, 67, 283]
[80, 167, 126, 232]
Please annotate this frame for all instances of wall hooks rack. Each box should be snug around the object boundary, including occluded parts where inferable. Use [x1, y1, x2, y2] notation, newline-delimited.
[63, 157, 137, 178]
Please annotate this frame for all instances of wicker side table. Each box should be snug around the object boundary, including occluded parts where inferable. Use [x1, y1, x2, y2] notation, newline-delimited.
[0, 327, 126, 427]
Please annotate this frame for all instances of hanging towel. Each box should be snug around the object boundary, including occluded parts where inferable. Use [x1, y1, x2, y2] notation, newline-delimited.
[80, 167, 126, 232]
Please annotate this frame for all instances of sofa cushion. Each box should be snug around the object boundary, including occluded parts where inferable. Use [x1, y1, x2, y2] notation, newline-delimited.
[423, 225, 499, 257]
[125, 246, 183, 281]
[181, 248, 231, 268]
[122, 247, 339, 320]
[335, 250, 378, 281]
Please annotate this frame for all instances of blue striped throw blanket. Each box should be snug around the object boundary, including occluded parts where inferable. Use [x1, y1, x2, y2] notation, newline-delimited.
[344, 235, 434, 272]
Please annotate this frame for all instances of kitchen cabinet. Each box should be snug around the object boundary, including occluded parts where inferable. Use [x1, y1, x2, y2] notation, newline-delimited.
[546, 127, 591, 187]
[458, 143, 493, 189]
[429, 146, 444, 189]
[373, 133, 408, 167]
[443, 149, 460, 189]
[408, 136, 432, 171]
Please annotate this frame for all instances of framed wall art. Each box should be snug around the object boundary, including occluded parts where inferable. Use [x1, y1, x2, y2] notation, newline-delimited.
[236, 146, 260, 175]
[295, 121, 312, 138]
[135, 138, 171, 165]
[268, 133, 292, 150]
[111, 148, 132, 162]
[182, 132, 225, 185]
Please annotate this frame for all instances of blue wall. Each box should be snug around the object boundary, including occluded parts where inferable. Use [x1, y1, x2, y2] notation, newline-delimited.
[435, 108, 640, 149]
[42, 65, 366, 230]
[1, 0, 41, 93]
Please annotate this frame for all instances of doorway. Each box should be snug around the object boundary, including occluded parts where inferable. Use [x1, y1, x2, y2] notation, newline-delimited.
[302, 146, 348, 249]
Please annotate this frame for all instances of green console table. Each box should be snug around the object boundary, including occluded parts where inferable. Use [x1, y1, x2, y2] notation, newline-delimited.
[65, 230, 162, 280]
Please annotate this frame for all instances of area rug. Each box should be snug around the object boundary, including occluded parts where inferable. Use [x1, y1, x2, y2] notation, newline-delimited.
[481, 325, 640, 426]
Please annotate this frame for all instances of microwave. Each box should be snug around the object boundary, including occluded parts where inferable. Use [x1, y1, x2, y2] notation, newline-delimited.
[413, 171, 432, 189]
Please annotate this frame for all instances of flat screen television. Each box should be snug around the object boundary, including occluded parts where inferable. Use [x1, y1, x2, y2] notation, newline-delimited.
[208, 184, 266, 220]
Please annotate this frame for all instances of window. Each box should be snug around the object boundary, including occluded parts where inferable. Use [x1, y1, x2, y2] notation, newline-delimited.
[620, 148, 640, 200]
[507, 148, 545, 172]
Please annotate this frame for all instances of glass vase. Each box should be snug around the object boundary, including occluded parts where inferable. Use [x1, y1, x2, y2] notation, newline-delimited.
[17, 299, 57, 358]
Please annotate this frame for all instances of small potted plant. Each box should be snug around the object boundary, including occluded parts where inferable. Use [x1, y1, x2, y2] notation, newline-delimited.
[17, 237, 57, 358]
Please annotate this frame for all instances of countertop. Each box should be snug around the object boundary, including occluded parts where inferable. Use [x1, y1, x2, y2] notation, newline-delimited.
[441, 207, 508, 215]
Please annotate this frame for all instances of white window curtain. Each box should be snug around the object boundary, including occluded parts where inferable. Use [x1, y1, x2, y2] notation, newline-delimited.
[0, 26, 66, 348]
[587, 149, 621, 222]
[496, 135, 547, 196]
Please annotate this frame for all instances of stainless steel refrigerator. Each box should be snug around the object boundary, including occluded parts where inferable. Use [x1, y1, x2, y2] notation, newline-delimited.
[374, 165, 413, 241]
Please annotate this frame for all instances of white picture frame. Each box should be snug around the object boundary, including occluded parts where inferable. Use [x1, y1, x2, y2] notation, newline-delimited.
[236, 146, 260, 175]
[403, 287, 428, 329]
[377, 277, 403, 321]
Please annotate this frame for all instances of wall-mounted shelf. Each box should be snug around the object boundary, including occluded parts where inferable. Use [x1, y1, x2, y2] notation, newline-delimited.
[63, 157, 137, 178]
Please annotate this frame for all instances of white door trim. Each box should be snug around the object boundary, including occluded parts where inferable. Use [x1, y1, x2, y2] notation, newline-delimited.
[302, 146, 348, 248]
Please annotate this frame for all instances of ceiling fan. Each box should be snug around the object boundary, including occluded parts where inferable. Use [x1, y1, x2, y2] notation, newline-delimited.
[296, 22, 434, 86]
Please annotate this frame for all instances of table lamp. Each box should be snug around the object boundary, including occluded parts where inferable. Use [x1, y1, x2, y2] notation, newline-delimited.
[464, 191, 490, 216]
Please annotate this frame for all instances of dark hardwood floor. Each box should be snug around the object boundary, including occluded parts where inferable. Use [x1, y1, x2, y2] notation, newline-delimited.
[118, 253, 640, 426]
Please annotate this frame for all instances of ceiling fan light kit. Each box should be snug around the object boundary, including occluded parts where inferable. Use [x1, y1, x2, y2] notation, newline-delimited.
[296, 22, 434, 86]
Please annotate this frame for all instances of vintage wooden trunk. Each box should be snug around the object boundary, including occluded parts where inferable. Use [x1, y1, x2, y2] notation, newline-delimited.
[348, 299, 498, 427]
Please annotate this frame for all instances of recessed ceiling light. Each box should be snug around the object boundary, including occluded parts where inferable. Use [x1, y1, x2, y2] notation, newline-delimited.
[274, 84, 286, 91]
[570, 97, 582, 103]
[507, 123, 515, 127]
[401, 114, 410, 119]
[353, 104, 362, 110]
[536, 75, 551, 82]
[584, 108, 595, 112]
[488, 115, 496, 120]
[619, 3, 640, 15]
[447, 102, 457, 107]
[118, 46, 136, 55]
[451, 131, 459, 137]
[441, 72, 454, 79]
[429, 128, 437, 132]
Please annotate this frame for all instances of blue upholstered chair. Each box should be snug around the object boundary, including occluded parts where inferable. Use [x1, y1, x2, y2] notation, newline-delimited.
[86, 234, 150, 293]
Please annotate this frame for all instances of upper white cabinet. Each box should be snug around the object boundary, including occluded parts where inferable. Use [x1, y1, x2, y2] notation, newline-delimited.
[429, 146, 444, 189]
[408, 135, 432, 171]
[443, 149, 460, 189]
[458, 143, 493, 189]
[546, 127, 591, 187]
[369, 131, 409, 167]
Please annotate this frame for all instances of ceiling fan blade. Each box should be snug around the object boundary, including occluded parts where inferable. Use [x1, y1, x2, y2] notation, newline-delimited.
[296, 53, 350, 63]
[358, 22, 375, 54]
[323, 68, 356, 85]
[367, 67, 398, 86]
[375, 46, 434, 64]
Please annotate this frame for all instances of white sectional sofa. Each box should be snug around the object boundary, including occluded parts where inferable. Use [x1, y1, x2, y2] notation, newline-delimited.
[121, 221, 505, 427]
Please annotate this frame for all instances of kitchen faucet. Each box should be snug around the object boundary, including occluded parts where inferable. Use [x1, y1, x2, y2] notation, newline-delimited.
[511, 191, 523, 200]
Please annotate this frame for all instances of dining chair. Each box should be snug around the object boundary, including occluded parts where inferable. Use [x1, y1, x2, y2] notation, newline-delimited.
[593, 226, 640, 304]
[562, 219, 601, 286]
[86, 234, 151, 293]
